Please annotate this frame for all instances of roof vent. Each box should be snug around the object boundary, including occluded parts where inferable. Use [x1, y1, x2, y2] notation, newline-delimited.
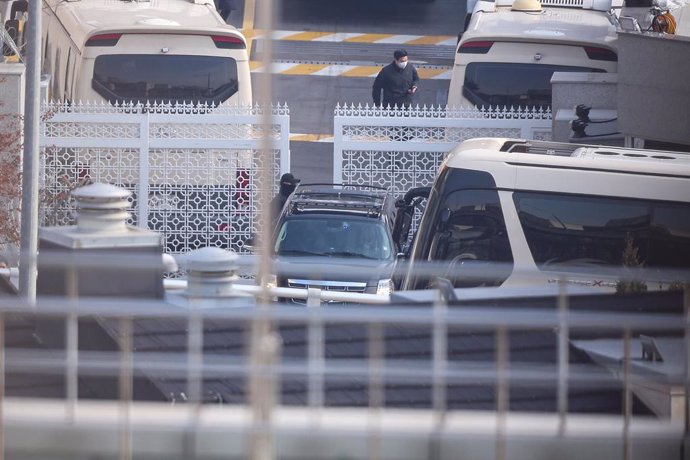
[512, 0, 543, 11]
[540, 0, 584, 6]
[185, 247, 247, 299]
[71, 183, 131, 233]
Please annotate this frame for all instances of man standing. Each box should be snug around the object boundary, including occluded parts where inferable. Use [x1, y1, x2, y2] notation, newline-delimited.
[372, 49, 420, 108]
[270, 173, 300, 227]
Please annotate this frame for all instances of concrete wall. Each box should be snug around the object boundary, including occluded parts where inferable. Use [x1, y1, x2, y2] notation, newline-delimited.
[617, 32, 690, 147]
[0, 62, 24, 116]
[550, 72, 618, 143]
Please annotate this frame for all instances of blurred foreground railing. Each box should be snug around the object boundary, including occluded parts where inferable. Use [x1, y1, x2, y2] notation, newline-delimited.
[0, 262, 688, 459]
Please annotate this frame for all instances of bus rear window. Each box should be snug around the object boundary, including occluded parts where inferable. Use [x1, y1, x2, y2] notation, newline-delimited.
[92, 55, 238, 105]
[463, 63, 605, 109]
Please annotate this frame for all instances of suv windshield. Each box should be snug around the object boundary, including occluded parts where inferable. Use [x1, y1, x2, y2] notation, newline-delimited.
[463, 62, 605, 108]
[93, 55, 239, 105]
[274, 216, 393, 260]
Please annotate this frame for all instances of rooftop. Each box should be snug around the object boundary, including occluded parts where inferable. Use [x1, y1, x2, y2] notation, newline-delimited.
[462, 3, 618, 48]
[44, 0, 243, 48]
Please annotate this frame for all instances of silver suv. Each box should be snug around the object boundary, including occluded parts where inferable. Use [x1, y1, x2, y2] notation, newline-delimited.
[270, 184, 399, 302]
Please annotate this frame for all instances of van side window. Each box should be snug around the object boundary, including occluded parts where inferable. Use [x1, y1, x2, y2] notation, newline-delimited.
[514, 193, 690, 269]
[429, 189, 513, 287]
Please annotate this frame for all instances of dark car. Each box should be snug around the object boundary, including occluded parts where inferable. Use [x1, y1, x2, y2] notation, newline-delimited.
[269, 184, 401, 303]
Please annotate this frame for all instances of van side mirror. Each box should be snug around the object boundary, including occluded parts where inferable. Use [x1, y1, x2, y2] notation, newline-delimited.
[392, 200, 414, 249]
[392, 186, 430, 251]
[244, 234, 258, 253]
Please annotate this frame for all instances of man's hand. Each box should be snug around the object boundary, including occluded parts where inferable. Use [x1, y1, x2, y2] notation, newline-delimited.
[408, 86, 418, 94]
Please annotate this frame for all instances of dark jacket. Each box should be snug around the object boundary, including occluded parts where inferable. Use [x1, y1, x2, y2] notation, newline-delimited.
[270, 182, 296, 227]
[372, 62, 420, 107]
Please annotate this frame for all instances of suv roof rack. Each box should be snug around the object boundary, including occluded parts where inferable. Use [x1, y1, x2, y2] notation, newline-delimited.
[297, 183, 390, 191]
[289, 184, 390, 218]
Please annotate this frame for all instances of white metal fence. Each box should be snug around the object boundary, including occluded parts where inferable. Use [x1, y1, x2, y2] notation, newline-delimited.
[333, 104, 552, 191]
[39, 102, 290, 254]
[0, 274, 687, 460]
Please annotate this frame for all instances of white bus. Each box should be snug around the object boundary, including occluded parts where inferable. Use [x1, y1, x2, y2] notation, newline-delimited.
[41, 0, 252, 106]
[396, 138, 690, 291]
[448, 0, 619, 109]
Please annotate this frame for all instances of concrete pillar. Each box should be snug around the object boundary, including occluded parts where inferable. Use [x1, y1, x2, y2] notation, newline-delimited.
[37, 183, 165, 298]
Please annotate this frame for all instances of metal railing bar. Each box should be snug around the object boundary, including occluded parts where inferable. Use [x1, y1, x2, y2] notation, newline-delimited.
[65, 310, 78, 418]
[2, 350, 683, 386]
[623, 328, 632, 460]
[557, 279, 569, 435]
[307, 293, 325, 409]
[118, 316, 133, 460]
[0, 298, 683, 331]
[367, 320, 384, 460]
[684, 284, 690, 458]
[496, 325, 508, 460]
[1, 400, 682, 440]
[0, 313, 5, 460]
[6, 252, 689, 286]
[429, 293, 448, 460]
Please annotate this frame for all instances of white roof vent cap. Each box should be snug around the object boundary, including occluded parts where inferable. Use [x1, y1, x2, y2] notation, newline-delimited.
[512, 0, 543, 11]
[185, 247, 244, 298]
[71, 183, 131, 233]
[582, 0, 614, 11]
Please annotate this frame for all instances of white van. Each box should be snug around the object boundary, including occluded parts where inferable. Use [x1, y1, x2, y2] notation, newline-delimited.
[448, 0, 620, 109]
[41, 0, 252, 106]
[397, 138, 690, 290]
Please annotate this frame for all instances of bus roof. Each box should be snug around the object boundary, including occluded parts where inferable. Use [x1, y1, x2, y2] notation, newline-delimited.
[461, 6, 618, 49]
[44, 0, 245, 48]
[442, 138, 690, 201]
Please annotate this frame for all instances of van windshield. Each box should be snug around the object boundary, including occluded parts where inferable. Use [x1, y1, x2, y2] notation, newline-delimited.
[274, 217, 393, 260]
[463, 62, 605, 109]
[92, 55, 239, 105]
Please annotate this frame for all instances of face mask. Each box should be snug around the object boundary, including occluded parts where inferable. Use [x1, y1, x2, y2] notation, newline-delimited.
[396, 60, 408, 69]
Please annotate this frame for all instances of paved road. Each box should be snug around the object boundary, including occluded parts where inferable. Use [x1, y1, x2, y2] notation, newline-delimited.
[228, 0, 465, 183]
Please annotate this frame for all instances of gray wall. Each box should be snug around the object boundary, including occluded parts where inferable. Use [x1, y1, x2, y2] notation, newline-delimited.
[0, 62, 24, 116]
[550, 72, 618, 143]
[617, 32, 690, 147]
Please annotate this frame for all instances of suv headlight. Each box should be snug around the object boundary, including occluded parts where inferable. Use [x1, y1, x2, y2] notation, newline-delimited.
[376, 278, 394, 297]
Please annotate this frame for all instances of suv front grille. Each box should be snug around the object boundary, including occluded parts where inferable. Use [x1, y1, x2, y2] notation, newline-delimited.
[287, 279, 367, 304]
